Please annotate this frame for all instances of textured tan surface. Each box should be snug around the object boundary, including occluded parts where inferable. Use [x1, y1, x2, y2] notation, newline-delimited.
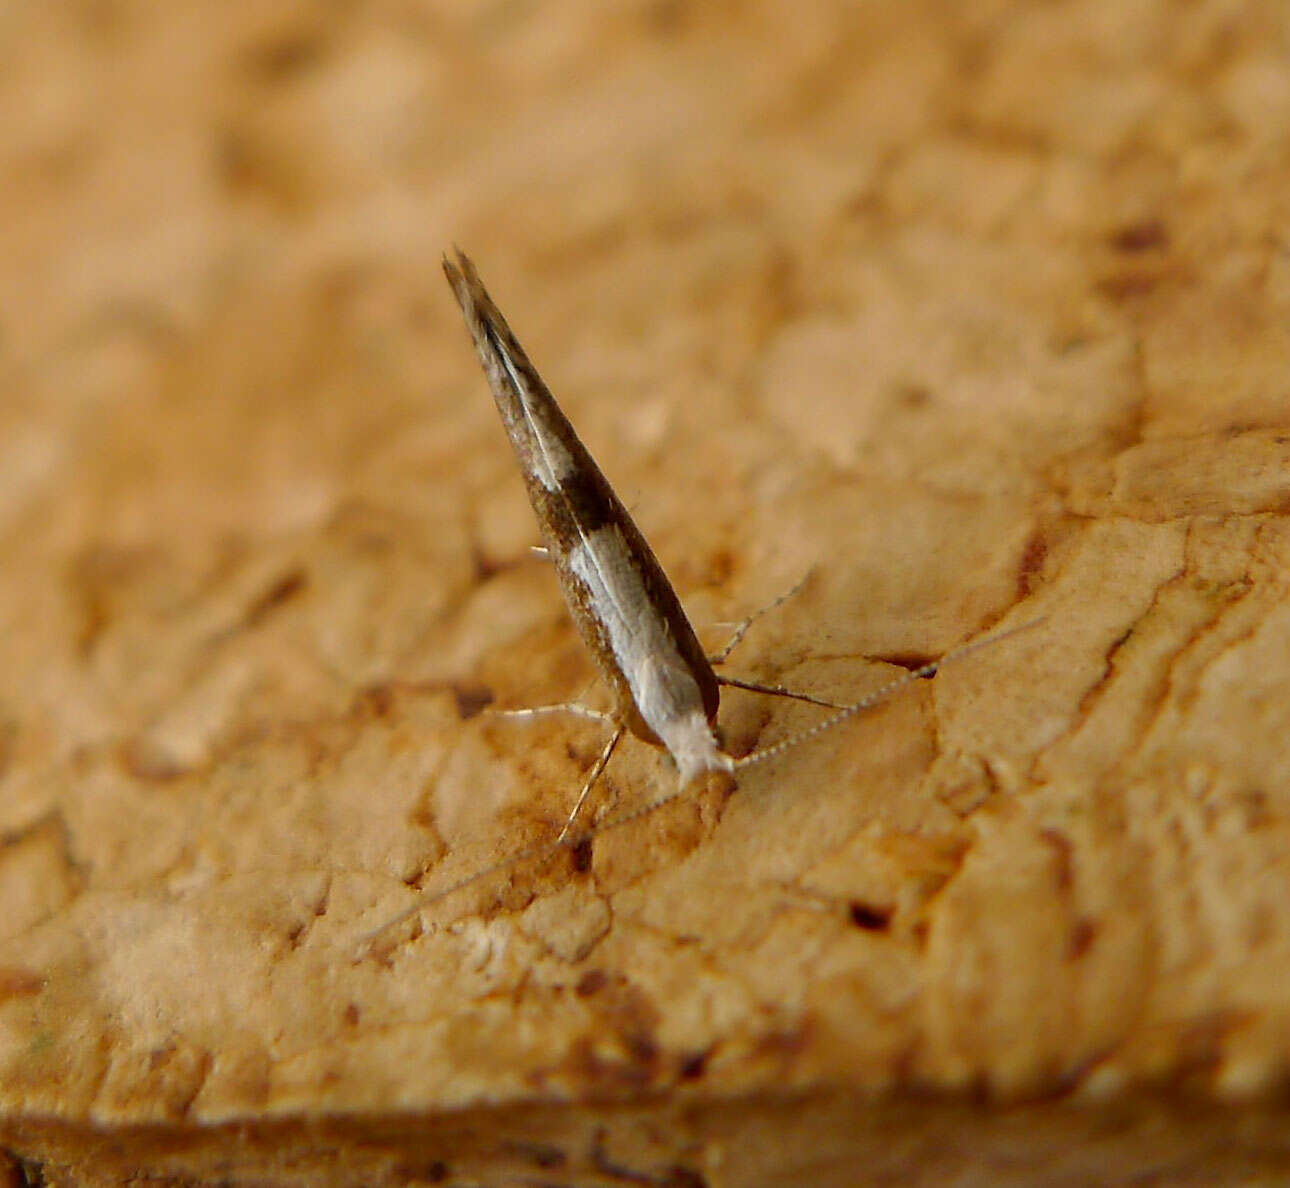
[3, 1, 1290, 1185]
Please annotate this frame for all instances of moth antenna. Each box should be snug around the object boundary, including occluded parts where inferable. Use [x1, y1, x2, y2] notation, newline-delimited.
[734, 615, 1045, 771]
[353, 773, 682, 961]
[709, 567, 816, 666]
[352, 832, 575, 960]
[352, 616, 1043, 960]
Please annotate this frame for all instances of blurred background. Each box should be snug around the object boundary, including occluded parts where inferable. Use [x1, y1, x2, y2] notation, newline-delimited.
[5, 0, 1290, 1160]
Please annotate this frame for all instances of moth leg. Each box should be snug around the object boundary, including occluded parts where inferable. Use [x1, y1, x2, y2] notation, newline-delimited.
[558, 724, 624, 843]
[715, 673, 850, 709]
[707, 569, 814, 665]
[489, 703, 612, 724]
[529, 545, 551, 561]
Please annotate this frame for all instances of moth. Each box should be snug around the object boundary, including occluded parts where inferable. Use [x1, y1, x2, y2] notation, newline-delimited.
[360, 252, 1035, 948]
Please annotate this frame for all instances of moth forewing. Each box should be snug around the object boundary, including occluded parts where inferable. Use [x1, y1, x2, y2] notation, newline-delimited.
[443, 251, 729, 789]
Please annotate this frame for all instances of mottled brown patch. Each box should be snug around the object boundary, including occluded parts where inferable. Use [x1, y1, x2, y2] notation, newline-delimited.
[678, 1050, 708, 1080]
[570, 835, 594, 874]
[241, 568, 307, 628]
[703, 547, 736, 587]
[753, 1026, 810, 1063]
[118, 737, 189, 782]
[240, 32, 326, 82]
[1096, 270, 1160, 301]
[451, 682, 493, 720]
[357, 683, 395, 718]
[1109, 219, 1168, 252]
[392, 1159, 449, 1183]
[588, 1131, 707, 1187]
[551, 973, 666, 1093]
[849, 901, 892, 932]
[1017, 529, 1049, 598]
[501, 1140, 567, 1170]
[1040, 827, 1075, 892]
[0, 967, 45, 1001]
[563, 1034, 659, 1092]
[647, 0, 686, 35]
[895, 382, 933, 409]
[1068, 917, 1097, 960]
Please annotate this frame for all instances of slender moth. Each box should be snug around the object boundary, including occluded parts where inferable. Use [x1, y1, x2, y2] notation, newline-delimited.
[359, 251, 1037, 949]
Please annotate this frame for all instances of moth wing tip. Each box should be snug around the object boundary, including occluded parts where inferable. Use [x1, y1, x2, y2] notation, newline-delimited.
[443, 248, 490, 313]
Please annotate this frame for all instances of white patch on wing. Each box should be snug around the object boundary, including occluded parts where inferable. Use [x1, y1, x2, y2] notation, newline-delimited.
[569, 526, 730, 783]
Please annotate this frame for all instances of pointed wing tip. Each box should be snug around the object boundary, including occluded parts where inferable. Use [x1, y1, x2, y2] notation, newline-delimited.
[442, 251, 472, 314]
[442, 248, 487, 311]
[445, 246, 477, 277]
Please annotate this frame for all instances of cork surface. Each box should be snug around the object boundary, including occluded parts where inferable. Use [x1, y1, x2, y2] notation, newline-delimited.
[3, 1, 1290, 1184]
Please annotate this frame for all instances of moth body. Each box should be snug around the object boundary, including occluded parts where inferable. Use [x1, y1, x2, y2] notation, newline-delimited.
[443, 251, 732, 789]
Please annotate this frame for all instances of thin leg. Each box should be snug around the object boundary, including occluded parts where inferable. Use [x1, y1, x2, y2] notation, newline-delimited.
[489, 703, 613, 724]
[558, 724, 624, 843]
[708, 569, 814, 666]
[716, 673, 850, 709]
